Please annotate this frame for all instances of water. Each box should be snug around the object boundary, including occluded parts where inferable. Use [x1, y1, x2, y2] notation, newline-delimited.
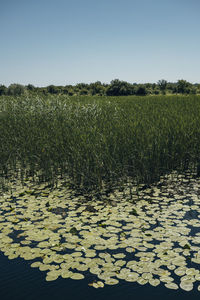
[0, 252, 199, 300]
[1, 173, 200, 300]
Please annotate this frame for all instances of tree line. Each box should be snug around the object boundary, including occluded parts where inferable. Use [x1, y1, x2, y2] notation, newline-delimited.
[0, 79, 199, 97]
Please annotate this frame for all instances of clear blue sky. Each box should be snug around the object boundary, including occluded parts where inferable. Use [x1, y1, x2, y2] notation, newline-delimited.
[1, 0, 200, 86]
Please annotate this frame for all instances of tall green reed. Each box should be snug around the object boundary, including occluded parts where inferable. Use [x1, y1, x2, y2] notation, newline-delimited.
[1, 95, 200, 193]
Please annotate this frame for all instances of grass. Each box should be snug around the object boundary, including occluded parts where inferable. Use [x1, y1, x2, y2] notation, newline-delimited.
[1, 94, 200, 194]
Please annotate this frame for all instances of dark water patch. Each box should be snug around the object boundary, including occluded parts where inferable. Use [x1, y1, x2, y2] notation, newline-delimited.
[0, 252, 199, 300]
[185, 210, 199, 220]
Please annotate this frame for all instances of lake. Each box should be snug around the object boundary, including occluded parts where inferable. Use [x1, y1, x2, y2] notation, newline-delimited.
[0, 252, 199, 300]
[1, 172, 200, 300]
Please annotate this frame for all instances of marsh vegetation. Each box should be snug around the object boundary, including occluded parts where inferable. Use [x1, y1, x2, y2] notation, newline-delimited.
[1, 95, 200, 194]
[1, 94, 200, 293]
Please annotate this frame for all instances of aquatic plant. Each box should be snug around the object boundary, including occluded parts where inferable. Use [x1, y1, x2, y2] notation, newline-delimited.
[0, 95, 200, 192]
[1, 173, 200, 292]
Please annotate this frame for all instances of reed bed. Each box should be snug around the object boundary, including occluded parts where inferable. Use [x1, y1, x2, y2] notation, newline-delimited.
[0, 95, 200, 193]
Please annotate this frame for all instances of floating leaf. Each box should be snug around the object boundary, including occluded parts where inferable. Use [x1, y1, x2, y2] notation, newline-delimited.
[70, 273, 84, 280]
[165, 283, 179, 290]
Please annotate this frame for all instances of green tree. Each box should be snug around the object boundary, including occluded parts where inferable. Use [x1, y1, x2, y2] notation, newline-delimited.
[26, 84, 35, 91]
[106, 79, 133, 96]
[79, 88, 89, 95]
[177, 80, 192, 94]
[0, 85, 7, 95]
[89, 81, 105, 95]
[135, 85, 147, 96]
[157, 79, 167, 94]
[7, 84, 25, 96]
[67, 88, 74, 96]
[47, 85, 59, 94]
[154, 88, 160, 95]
